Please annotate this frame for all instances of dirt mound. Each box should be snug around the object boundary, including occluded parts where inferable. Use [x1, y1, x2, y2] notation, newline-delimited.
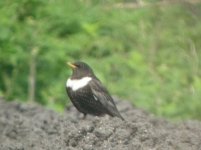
[0, 97, 201, 150]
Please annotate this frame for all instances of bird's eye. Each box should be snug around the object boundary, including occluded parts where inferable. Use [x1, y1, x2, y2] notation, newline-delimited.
[75, 64, 81, 68]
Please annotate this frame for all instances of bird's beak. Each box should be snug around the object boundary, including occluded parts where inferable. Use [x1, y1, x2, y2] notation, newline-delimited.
[67, 62, 77, 69]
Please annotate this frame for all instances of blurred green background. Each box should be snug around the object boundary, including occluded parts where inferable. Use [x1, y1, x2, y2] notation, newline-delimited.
[0, 0, 201, 120]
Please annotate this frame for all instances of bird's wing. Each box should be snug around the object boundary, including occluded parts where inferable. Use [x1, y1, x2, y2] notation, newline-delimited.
[89, 79, 123, 118]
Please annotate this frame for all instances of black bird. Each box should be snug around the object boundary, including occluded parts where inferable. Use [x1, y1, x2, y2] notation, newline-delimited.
[66, 61, 124, 120]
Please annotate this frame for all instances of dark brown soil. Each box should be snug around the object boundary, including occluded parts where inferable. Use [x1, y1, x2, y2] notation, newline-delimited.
[0, 97, 201, 150]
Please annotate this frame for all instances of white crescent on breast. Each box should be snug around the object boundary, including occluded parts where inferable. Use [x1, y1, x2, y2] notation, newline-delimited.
[66, 77, 92, 91]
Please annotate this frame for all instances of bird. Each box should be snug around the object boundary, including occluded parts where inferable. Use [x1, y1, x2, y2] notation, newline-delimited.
[66, 61, 124, 120]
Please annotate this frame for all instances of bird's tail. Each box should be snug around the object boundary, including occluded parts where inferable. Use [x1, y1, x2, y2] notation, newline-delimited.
[117, 113, 125, 121]
[106, 103, 125, 121]
[109, 110, 125, 121]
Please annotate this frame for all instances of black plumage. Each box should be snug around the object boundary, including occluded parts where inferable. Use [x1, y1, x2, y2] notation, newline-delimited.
[66, 61, 124, 120]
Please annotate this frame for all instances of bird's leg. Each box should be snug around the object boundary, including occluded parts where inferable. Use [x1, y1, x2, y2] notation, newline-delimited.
[82, 113, 87, 119]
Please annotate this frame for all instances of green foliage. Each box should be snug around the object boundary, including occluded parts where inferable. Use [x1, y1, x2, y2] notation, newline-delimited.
[0, 0, 201, 120]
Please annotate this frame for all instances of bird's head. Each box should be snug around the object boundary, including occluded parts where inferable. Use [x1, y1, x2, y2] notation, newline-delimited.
[67, 61, 95, 79]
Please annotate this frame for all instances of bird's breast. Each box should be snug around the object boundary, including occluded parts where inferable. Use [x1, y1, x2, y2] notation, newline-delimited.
[66, 77, 92, 91]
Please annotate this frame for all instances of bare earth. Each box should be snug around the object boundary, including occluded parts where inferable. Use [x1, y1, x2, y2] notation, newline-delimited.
[0, 97, 201, 150]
